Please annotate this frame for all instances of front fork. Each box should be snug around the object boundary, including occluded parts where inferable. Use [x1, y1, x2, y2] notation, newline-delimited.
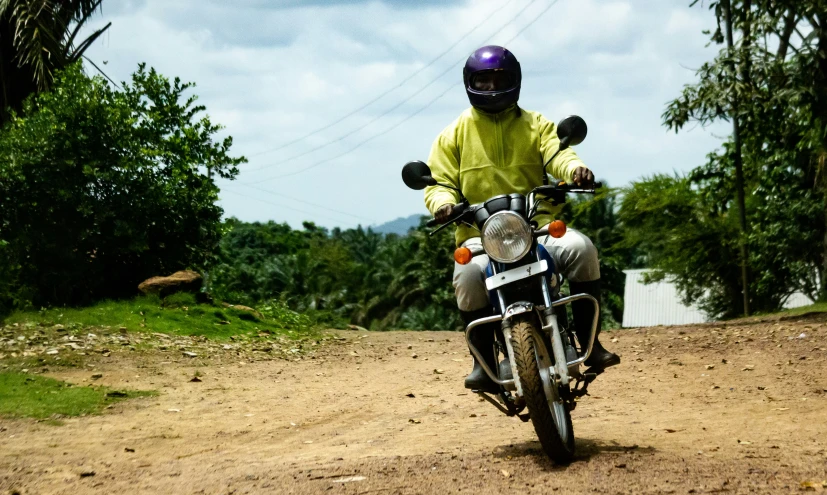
[464, 278, 600, 397]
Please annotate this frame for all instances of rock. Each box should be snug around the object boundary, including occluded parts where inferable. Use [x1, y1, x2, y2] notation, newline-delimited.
[138, 270, 203, 297]
[53, 324, 65, 332]
[230, 305, 263, 319]
[91, 373, 103, 380]
[182, 351, 198, 358]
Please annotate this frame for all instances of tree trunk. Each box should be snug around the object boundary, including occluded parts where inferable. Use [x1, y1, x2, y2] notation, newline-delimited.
[722, 0, 751, 315]
[776, 8, 796, 60]
[816, 13, 827, 301]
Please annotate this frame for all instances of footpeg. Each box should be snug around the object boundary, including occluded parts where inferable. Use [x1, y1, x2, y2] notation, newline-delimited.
[572, 369, 603, 399]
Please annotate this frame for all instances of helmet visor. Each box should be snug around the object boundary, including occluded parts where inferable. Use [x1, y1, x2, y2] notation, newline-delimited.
[469, 70, 517, 92]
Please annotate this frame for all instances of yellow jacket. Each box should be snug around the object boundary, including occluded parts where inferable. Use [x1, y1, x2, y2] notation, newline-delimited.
[425, 105, 588, 247]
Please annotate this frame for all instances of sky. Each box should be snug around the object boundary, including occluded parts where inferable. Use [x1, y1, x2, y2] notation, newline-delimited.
[81, 0, 728, 230]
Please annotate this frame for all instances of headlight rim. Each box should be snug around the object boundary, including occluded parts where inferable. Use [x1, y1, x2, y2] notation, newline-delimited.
[480, 210, 533, 263]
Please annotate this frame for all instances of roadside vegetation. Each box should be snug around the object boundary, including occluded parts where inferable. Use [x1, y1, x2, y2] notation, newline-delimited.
[0, 372, 155, 421]
[1, 0, 827, 342]
[2, 293, 323, 340]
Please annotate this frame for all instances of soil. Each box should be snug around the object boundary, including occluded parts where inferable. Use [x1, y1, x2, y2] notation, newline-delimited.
[3, 314, 827, 494]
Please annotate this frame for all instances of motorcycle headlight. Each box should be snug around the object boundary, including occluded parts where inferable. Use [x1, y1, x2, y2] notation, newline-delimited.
[480, 211, 533, 263]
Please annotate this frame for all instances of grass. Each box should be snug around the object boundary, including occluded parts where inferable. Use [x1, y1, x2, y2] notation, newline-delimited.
[0, 372, 156, 420]
[776, 301, 827, 318]
[2, 293, 319, 340]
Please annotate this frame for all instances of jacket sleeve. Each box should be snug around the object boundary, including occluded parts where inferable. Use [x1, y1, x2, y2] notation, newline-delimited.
[538, 114, 587, 184]
[424, 133, 462, 215]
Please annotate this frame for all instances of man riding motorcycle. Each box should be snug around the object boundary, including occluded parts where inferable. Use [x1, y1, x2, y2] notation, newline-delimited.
[424, 45, 620, 393]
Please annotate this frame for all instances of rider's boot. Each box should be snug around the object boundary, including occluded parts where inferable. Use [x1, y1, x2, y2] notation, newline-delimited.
[499, 359, 513, 381]
[570, 279, 620, 370]
[460, 308, 500, 393]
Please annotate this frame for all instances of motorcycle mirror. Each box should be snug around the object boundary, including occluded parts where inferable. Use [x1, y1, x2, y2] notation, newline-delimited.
[402, 160, 437, 190]
[556, 115, 587, 148]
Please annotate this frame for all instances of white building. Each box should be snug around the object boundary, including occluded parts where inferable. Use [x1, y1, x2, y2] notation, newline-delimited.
[621, 269, 814, 328]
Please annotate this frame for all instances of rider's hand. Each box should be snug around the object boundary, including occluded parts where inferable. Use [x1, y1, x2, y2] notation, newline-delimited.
[572, 167, 595, 188]
[435, 204, 455, 223]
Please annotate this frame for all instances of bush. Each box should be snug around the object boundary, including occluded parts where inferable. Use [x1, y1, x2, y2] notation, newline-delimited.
[0, 63, 245, 309]
[258, 300, 314, 333]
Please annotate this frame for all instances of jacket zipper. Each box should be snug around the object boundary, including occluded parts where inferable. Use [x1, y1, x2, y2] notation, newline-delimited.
[494, 112, 503, 167]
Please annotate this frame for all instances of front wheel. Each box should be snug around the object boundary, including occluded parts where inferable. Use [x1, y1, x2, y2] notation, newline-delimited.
[510, 318, 575, 463]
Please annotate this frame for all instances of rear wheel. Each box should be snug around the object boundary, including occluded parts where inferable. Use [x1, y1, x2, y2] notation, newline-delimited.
[510, 318, 575, 463]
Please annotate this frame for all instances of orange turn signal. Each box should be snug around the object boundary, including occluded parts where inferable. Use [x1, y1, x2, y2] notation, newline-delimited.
[454, 247, 472, 265]
[549, 220, 567, 239]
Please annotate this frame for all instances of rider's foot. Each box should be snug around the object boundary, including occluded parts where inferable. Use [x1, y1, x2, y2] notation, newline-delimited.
[465, 359, 500, 393]
[584, 340, 620, 370]
[570, 279, 621, 371]
[461, 308, 500, 394]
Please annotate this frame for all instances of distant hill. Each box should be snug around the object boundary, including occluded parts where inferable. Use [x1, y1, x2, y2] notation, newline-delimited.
[372, 214, 425, 236]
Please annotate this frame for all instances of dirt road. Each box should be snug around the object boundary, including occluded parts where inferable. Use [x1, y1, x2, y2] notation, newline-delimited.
[3, 314, 827, 494]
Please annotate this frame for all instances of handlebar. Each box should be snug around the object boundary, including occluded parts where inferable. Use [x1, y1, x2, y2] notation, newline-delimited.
[533, 181, 602, 196]
[425, 182, 603, 233]
[427, 203, 471, 234]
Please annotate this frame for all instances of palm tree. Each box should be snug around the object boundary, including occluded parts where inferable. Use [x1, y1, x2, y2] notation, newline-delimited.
[0, 0, 109, 123]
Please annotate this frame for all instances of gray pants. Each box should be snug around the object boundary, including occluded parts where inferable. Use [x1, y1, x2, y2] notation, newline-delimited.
[453, 228, 600, 311]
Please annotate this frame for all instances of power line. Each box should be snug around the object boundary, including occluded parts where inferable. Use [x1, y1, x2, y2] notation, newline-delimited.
[253, 82, 458, 183]
[249, 0, 518, 158]
[221, 188, 366, 226]
[501, 0, 559, 46]
[240, 183, 376, 222]
[244, 0, 544, 176]
[83, 55, 122, 90]
[244, 59, 459, 172]
[246, 0, 557, 183]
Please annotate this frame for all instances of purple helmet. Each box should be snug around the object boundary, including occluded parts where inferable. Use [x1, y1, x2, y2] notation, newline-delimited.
[463, 45, 522, 113]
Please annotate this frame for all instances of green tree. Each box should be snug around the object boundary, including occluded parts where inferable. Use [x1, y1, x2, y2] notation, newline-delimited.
[0, 63, 245, 308]
[0, 0, 110, 123]
[654, 0, 827, 315]
[561, 186, 637, 327]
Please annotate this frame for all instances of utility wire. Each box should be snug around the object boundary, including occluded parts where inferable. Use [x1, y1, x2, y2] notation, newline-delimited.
[249, 0, 518, 158]
[83, 55, 122, 90]
[253, 82, 458, 183]
[245, 0, 543, 177]
[239, 183, 377, 222]
[501, 0, 559, 46]
[244, 59, 459, 172]
[221, 188, 365, 226]
[247, 0, 557, 183]
[245, 0, 541, 173]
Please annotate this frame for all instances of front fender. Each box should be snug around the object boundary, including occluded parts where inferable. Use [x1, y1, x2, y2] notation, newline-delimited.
[503, 301, 536, 321]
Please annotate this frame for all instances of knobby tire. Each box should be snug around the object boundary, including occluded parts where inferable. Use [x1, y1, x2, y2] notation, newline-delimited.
[510, 318, 575, 463]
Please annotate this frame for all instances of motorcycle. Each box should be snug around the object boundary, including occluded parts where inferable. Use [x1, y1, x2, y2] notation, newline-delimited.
[401, 115, 603, 464]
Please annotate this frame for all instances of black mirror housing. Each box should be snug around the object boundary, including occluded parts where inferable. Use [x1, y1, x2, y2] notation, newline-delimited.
[557, 116, 587, 147]
[402, 160, 437, 190]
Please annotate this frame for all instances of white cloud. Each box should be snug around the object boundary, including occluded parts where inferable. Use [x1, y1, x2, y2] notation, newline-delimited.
[81, 0, 727, 229]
